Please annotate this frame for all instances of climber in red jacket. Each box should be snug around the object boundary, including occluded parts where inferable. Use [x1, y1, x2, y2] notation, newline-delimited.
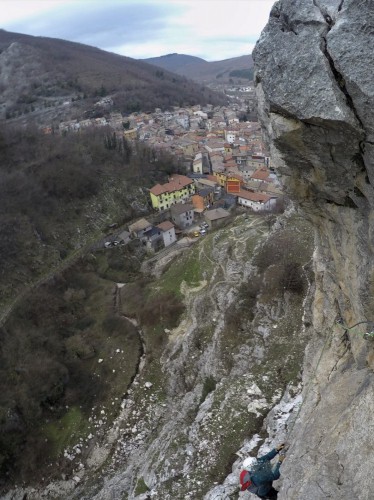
[240, 444, 285, 499]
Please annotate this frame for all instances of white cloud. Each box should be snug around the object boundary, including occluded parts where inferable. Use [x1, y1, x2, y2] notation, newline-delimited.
[1, 0, 74, 25]
[1, 0, 275, 61]
[173, 0, 273, 39]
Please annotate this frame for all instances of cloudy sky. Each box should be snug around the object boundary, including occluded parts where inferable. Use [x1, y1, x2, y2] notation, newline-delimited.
[1, 0, 274, 61]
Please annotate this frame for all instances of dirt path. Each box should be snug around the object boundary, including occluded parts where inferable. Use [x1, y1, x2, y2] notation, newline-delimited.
[113, 284, 147, 388]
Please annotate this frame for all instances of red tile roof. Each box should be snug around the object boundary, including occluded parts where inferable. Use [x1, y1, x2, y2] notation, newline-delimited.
[150, 175, 193, 196]
[150, 184, 168, 196]
[251, 168, 270, 181]
[169, 174, 193, 187]
[157, 221, 174, 231]
[237, 189, 271, 203]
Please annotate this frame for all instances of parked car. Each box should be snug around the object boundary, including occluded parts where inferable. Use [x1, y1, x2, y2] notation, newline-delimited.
[199, 229, 207, 235]
[104, 241, 114, 248]
[192, 231, 200, 237]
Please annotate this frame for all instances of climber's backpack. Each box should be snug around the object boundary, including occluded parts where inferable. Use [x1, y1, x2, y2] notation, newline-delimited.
[240, 460, 272, 493]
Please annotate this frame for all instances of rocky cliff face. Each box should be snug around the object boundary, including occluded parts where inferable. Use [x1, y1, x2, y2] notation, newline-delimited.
[254, 1, 374, 498]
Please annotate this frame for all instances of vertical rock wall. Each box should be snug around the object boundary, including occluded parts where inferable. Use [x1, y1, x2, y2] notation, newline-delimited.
[254, 1, 374, 498]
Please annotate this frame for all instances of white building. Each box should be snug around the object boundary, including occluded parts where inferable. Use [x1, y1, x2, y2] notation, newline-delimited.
[175, 114, 189, 129]
[237, 190, 277, 212]
[192, 152, 203, 174]
[157, 221, 177, 247]
[225, 130, 236, 144]
[193, 110, 208, 119]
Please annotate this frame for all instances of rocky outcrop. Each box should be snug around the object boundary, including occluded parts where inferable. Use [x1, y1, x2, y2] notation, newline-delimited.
[254, 1, 374, 498]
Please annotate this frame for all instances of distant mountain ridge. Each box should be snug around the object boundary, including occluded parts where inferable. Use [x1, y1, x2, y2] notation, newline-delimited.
[0, 30, 227, 123]
[143, 53, 254, 83]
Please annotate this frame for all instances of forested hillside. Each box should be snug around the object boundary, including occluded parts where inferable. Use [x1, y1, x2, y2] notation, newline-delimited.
[0, 122, 185, 487]
[0, 30, 227, 123]
[0, 124, 178, 308]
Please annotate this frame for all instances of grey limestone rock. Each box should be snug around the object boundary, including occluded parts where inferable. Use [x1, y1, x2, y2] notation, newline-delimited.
[254, 1, 374, 499]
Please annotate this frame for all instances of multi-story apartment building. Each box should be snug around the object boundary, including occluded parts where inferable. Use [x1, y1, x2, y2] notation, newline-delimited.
[149, 174, 196, 211]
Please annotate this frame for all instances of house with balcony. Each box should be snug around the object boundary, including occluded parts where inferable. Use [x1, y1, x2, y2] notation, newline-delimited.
[149, 174, 196, 211]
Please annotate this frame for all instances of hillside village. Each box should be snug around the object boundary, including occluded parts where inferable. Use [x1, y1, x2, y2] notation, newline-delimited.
[43, 85, 283, 254]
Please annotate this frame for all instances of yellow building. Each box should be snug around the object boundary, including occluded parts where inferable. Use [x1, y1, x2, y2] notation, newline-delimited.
[213, 172, 244, 191]
[149, 174, 196, 211]
[123, 128, 138, 140]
